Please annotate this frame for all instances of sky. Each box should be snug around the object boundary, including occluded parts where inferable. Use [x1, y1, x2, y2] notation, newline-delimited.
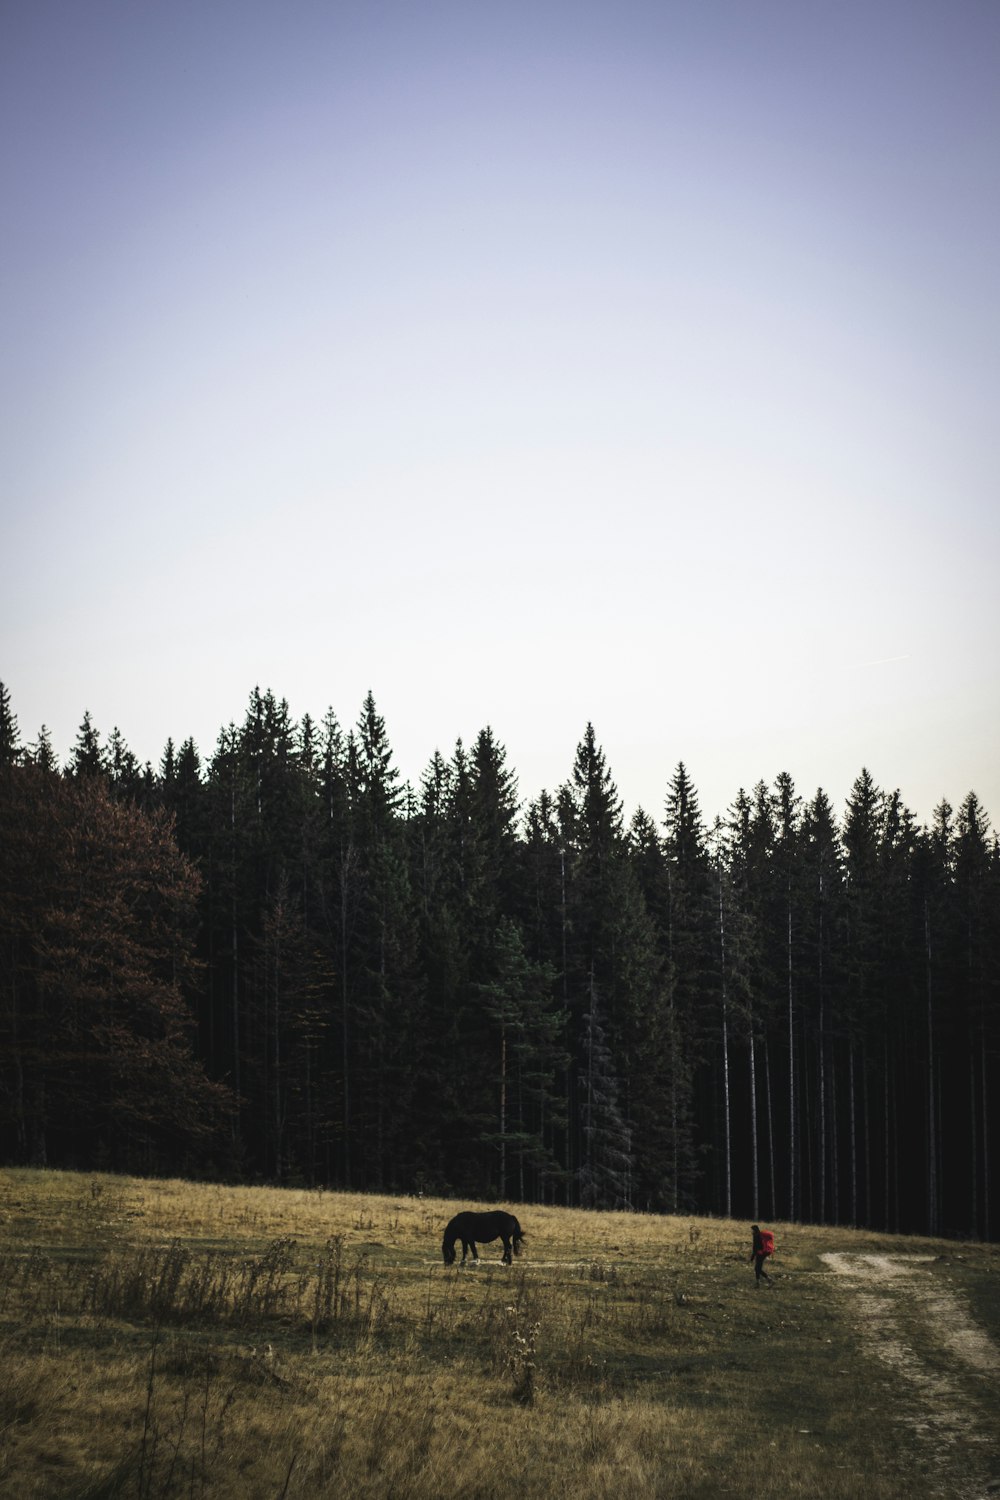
[2, 0, 998, 831]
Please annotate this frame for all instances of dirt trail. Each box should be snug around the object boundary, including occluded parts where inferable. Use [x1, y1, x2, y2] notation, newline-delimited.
[822, 1252, 1000, 1499]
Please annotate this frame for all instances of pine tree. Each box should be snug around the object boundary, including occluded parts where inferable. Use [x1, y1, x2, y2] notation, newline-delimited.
[725, 787, 770, 1219]
[873, 790, 920, 1231]
[107, 726, 142, 801]
[799, 788, 845, 1225]
[769, 772, 804, 1219]
[27, 726, 57, 773]
[467, 726, 520, 946]
[345, 694, 423, 1190]
[69, 710, 108, 778]
[559, 726, 630, 1201]
[579, 973, 631, 1209]
[661, 762, 712, 1209]
[172, 739, 206, 853]
[475, 916, 564, 1200]
[0, 682, 21, 770]
[842, 768, 885, 1225]
[617, 809, 680, 1211]
[355, 690, 402, 833]
[951, 793, 996, 1237]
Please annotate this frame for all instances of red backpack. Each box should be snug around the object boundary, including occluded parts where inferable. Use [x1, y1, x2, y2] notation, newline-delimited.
[759, 1229, 775, 1257]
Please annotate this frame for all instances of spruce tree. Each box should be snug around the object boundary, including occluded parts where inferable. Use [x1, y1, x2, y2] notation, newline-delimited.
[842, 768, 885, 1225]
[725, 788, 767, 1219]
[107, 726, 142, 801]
[69, 710, 107, 778]
[475, 916, 564, 1200]
[661, 762, 712, 1209]
[0, 682, 21, 769]
[771, 772, 803, 1219]
[798, 788, 845, 1225]
[951, 793, 996, 1236]
[346, 694, 423, 1190]
[579, 974, 632, 1209]
[27, 726, 57, 773]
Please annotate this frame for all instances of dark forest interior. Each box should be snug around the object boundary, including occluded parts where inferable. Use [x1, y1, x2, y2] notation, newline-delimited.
[1, 682, 996, 1239]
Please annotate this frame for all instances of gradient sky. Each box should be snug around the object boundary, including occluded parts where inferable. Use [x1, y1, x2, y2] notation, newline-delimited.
[3, 0, 998, 829]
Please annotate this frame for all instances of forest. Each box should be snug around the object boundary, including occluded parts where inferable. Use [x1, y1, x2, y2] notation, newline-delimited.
[0, 681, 996, 1239]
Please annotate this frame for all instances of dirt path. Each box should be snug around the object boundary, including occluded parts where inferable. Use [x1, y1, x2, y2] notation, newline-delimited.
[821, 1252, 1000, 1498]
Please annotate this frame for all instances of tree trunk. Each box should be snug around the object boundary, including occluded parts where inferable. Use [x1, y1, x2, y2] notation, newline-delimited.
[748, 1021, 759, 1221]
[925, 901, 937, 1235]
[764, 1038, 776, 1222]
[340, 846, 353, 1189]
[230, 776, 241, 1127]
[787, 896, 796, 1220]
[883, 1033, 891, 1232]
[718, 866, 732, 1219]
[818, 870, 827, 1224]
[982, 1029, 991, 1241]
[499, 1026, 508, 1200]
[831, 1046, 839, 1224]
[849, 1044, 857, 1225]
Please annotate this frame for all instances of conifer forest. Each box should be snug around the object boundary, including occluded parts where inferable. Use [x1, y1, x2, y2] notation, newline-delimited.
[1, 681, 997, 1240]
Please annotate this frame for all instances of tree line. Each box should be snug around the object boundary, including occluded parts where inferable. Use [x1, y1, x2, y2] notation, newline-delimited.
[1, 681, 996, 1239]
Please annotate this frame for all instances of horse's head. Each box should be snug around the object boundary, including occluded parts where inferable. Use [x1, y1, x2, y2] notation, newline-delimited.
[442, 1241, 456, 1266]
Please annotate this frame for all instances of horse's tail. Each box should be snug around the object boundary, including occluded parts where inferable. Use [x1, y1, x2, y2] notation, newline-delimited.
[512, 1218, 525, 1256]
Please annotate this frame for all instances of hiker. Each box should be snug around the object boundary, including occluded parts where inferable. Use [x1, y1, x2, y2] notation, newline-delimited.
[749, 1224, 773, 1286]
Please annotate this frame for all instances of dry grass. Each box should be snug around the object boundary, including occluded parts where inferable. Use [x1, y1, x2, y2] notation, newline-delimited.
[0, 1169, 997, 1498]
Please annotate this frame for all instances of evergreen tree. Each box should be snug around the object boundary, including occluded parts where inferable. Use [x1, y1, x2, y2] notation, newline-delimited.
[27, 725, 57, 773]
[7, 679, 999, 1220]
[950, 793, 997, 1237]
[619, 808, 683, 1210]
[725, 787, 771, 1219]
[661, 762, 712, 1209]
[69, 710, 108, 778]
[172, 739, 207, 853]
[771, 772, 803, 1219]
[559, 726, 630, 1201]
[346, 694, 423, 1190]
[579, 974, 631, 1209]
[798, 788, 845, 1225]
[107, 726, 143, 801]
[355, 690, 402, 832]
[475, 916, 564, 1200]
[842, 768, 885, 1225]
[466, 726, 520, 943]
[0, 682, 21, 769]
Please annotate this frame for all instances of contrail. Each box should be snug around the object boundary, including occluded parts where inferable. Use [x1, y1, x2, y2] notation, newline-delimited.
[853, 654, 912, 669]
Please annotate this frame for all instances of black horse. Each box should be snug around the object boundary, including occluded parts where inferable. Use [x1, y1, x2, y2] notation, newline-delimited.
[442, 1210, 525, 1266]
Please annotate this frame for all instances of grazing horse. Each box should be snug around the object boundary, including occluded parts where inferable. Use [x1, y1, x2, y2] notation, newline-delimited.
[442, 1210, 525, 1266]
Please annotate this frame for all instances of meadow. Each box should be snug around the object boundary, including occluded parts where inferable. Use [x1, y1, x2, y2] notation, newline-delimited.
[1, 1170, 997, 1499]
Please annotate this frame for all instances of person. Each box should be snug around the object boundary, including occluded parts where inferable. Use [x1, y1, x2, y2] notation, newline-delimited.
[749, 1223, 772, 1286]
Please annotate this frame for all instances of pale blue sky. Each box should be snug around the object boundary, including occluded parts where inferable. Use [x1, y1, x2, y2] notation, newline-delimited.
[2, 1, 998, 827]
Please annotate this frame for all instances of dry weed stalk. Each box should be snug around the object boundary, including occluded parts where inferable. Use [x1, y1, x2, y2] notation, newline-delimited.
[1, 1168, 997, 1499]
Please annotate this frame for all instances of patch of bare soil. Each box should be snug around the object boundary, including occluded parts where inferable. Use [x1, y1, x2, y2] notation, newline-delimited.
[822, 1253, 1000, 1499]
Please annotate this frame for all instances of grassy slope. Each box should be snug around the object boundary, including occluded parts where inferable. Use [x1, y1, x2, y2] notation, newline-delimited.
[0, 1169, 997, 1499]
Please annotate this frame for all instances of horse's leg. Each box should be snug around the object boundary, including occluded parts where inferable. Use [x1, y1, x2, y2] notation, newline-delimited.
[501, 1236, 512, 1264]
[470, 1241, 479, 1262]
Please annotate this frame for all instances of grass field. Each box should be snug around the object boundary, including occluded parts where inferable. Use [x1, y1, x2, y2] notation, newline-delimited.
[1, 1169, 997, 1498]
